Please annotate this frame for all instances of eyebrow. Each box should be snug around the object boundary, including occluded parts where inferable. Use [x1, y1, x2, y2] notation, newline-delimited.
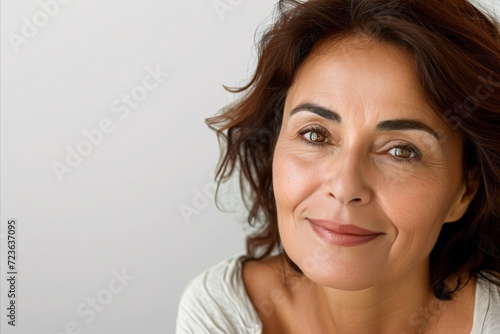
[376, 119, 440, 140]
[290, 103, 341, 123]
[290, 103, 440, 140]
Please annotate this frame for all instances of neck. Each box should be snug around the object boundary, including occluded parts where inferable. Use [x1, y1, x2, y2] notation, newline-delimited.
[302, 261, 445, 333]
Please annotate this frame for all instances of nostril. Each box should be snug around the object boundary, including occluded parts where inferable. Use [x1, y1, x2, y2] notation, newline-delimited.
[324, 177, 371, 205]
[328, 193, 364, 204]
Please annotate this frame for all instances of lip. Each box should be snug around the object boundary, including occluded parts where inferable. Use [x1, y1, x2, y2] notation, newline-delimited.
[307, 219, 383, 246]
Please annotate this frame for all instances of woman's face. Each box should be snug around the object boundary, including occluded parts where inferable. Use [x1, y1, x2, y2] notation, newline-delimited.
[273, 37, 476, 290]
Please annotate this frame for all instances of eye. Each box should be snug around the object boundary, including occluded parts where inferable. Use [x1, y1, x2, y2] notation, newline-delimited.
[304, 131, 326, 142]
[299, 126, 329, 144]
[388, 146, 418, 159]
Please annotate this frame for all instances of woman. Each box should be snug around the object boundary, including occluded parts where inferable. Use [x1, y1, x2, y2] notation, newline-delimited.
[177, 0, 500, 333]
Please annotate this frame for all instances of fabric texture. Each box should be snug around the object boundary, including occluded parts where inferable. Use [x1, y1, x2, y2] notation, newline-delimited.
[176, 254, 500, 333]
[472, 272, 500, 333]
[176, 254, 262, 334]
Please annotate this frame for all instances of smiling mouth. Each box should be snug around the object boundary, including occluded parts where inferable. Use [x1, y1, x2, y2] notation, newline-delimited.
[307, 219, 383, 246]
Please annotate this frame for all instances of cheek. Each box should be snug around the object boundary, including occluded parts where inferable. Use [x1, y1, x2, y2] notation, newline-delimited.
[374, 157, 462, 224]
[377, 175, 461, 270]
[379, 173, 459, 226]
[272, 145, 320, 215]
[272, 142, 320, 247]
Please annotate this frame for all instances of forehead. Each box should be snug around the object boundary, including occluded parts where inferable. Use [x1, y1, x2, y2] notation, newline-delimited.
[285, 36, 441, 124]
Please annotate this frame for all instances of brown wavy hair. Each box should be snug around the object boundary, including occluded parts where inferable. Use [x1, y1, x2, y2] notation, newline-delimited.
[207, 0, 500, 300]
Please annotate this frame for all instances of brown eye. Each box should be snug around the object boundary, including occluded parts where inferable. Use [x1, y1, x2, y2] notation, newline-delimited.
[389, 147, 415, 159]
[305, 131, 326, 143]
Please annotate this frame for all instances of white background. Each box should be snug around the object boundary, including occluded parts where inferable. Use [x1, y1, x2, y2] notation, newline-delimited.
[1, 1, 274, 333]
[1, 0, 498, 333]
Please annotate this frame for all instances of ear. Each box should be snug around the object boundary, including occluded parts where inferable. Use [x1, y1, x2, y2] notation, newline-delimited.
[444, 175, 479, 223]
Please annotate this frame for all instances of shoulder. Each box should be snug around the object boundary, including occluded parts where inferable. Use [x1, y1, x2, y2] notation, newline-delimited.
[242, 255, 289, 301]
[242, 254, 309, 330]
[176, 254, 262, 334]
[475, 272, 500, 333]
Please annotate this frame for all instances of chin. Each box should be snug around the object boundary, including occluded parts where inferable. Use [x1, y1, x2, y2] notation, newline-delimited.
[303, 268, 379, 291]
[298, 259, 379, 291]
[283, 240, 386, 291]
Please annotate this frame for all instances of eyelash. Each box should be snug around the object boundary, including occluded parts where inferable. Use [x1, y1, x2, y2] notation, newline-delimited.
[298, 127, 421, 164]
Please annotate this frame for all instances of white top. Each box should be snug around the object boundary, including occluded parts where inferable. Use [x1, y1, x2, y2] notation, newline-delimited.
[176, 254, 500, 333]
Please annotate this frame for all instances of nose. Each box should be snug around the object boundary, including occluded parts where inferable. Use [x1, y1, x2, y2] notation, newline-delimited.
[322, 149, 372, 206]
